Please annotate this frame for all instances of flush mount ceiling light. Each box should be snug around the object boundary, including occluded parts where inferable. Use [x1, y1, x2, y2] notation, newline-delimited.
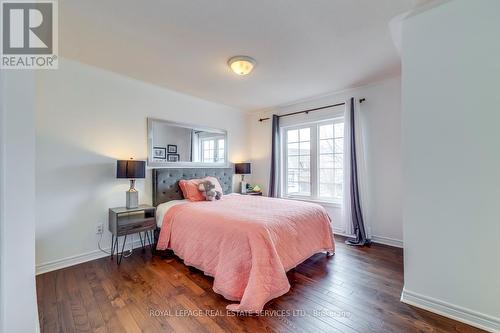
[228, 56, 256, 76]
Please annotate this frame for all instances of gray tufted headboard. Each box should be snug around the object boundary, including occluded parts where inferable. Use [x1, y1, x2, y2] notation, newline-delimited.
[152, 168, 234, 206]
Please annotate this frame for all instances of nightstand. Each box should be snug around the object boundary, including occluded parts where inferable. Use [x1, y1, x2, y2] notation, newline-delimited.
[109, 205, 156, 264]
[243, 191, 263, 196]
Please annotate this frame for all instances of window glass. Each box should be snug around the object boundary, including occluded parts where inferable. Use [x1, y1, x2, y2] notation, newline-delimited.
[283, 119, 344, 201]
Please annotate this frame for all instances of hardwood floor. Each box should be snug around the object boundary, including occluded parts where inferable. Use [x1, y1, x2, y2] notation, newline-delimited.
[36, 235, 485, 333]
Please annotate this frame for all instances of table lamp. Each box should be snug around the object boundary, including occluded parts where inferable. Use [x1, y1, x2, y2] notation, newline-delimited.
[235, 162, 251, 194]
[116, 159, 146, 208]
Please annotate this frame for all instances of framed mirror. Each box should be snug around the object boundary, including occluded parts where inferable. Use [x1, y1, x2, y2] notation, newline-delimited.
[147, 118, 228, 167]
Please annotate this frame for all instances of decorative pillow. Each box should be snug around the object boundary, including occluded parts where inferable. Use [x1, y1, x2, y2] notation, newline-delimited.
[179, 179, 205, 201]
[198, 180, 222, 201]
[202, 176, 224, 197]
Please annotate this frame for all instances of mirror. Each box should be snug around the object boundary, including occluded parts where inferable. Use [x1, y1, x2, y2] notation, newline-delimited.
[147, 118, 228, 167]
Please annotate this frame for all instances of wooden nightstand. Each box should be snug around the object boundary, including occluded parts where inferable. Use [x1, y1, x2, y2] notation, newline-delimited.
[109, 205, 156, 264]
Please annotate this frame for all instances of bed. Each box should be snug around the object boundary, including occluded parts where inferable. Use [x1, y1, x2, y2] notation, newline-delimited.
[152, 168, 335, 313]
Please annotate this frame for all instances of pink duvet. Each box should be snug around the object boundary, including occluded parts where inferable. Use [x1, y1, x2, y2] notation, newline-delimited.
[156, 194, 335, 312]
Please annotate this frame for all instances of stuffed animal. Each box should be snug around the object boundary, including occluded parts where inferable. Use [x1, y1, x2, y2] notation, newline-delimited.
[198, 180, 222, 201]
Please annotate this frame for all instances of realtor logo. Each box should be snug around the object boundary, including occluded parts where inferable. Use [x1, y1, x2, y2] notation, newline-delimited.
[1, 1, 58, 69]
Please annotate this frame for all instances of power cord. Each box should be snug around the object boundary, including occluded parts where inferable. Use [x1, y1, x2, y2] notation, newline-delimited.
[98, 232, 134, 257]
[97, 231, 111, 254]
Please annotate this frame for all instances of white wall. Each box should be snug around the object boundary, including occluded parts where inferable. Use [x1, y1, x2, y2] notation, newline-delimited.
[0, 71, 39, 332]
[401, 0, 500, 331]
[248, 77, 403, 246]
[35, 58, 249, 272]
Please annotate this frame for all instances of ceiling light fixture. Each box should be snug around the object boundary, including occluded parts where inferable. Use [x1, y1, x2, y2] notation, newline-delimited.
[228, 56, 256, 76]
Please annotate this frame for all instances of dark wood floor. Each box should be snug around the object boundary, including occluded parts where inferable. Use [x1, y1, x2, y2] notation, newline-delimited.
[36, 235, 485, 333]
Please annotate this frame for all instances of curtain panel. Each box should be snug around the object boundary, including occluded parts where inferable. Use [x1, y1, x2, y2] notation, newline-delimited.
[268, 114, 280, 197]
[345, 97, 371, 246]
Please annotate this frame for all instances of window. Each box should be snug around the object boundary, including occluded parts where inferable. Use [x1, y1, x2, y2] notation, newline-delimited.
[282, 118, 344, 202]
[318, 122, 344, 199]
[202, 139, 214, 162]
[285, 128, 311, 196]
[217, 139, 225, 163]
[201, 137, 225, 163]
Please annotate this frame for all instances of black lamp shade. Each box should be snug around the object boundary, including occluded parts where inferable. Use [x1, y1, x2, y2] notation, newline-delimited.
[116, 160, 146, 179]
[235, 162, 251, 175]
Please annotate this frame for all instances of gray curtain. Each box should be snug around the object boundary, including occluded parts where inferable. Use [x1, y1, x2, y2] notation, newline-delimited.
[346, 98, 370, 246]
[268, 115, 280, 197]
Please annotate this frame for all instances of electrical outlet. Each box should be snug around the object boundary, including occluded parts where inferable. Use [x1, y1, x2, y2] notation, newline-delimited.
[96, 223, 104, 234]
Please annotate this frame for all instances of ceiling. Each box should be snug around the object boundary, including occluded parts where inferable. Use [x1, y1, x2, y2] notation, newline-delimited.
[60, 0, 429, 111]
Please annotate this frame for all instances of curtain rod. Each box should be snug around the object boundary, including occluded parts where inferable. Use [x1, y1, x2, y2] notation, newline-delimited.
[258, 98, 366, 122]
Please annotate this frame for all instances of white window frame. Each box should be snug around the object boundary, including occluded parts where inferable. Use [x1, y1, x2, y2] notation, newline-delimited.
[281, 117, 344, 204]
[200, 135, 225, 163]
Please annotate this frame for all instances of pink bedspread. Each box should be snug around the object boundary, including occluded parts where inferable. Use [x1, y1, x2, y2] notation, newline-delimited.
[156, 194, 335, 312]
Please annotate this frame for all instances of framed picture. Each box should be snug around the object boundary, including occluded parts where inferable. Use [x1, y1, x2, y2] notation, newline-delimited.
[153, 147, 166, 159]
[167, 154, 180, 162]
[167, 144, 177, 153]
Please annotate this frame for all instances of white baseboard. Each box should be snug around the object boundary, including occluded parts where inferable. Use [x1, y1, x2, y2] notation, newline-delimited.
[332, 229, 351, 237]
[401, 288, 500, 332]
[333, 232, 404, 248]
[36, 238, 145, 275]
[370, 235, 403, 248]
